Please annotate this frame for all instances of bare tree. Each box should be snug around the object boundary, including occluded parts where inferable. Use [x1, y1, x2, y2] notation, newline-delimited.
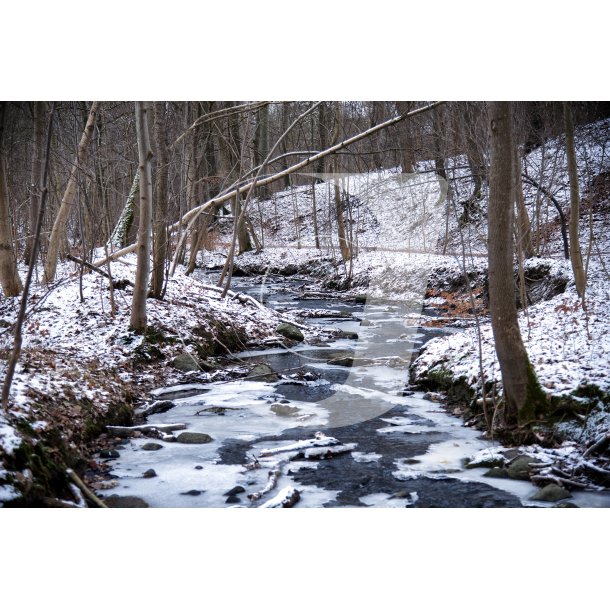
[487, 101, 546, 429]
[0, 104, 23, 297]
[44, 101, 100, 284]
[563, 101, 587, 299]
[24, 101, 45, 264]
[130, 101, 154, 331]
[151, 101, 169, 298]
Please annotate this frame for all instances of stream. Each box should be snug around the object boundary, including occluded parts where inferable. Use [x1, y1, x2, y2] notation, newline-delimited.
[99, 274, 610, 508]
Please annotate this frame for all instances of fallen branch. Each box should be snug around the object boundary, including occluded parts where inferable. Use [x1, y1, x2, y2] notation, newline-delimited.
[530, 473, 593, 491]
[248, 468, 281, 501]
[583, 432, 610, 458]
[258, 433, 341, 457]
[260, 486, 301, 508]
[106, 423, 186, 438]
[66, 469, 108, 508]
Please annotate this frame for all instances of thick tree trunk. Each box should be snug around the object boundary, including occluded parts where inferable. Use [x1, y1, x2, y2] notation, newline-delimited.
[0, 103, 23, 296]
[151, 101, 169, 298]
[24, 101, 45, 264]
[44, 101, 99, 283]
[563, 102, 586, 299]
[130, 101, 154, 332]
[253, 103, 269, 198]
[0, 153, 22, 297]
[487, 101, 546, 428]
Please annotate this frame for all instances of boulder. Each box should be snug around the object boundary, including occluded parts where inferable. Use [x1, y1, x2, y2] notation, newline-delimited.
[103, 495, 149, 508]
[172, 353, 203, 372]
[276, 322, 304, 342]
[142, 469, 157, 478]
[176, 432, 214, 444]
[507, 455, 540, 480]
[483, 467, 509, 479]
[247, 363, 279, 382]
[531, 484, 572, 502]
[100, 449, 120, 459]
[270, 403, 300, 416]
[142, 442, 163, 451]
[224, 486, 246, 496]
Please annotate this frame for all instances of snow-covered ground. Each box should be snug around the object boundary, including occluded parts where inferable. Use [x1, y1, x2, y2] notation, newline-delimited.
[0, 254, 305, 505]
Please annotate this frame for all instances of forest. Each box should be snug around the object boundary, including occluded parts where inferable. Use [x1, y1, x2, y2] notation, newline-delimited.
[0, 100, 609, 509]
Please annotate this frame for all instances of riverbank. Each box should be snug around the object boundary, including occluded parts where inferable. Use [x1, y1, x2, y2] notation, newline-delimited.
[0, 256, 330, 506]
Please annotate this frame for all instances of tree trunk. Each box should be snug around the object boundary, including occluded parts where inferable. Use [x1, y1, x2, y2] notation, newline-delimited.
[151, 101, 169, 298]
[487, 101, 546, 428]
[130, 101, 154, 332]
[513, 142, 534, 258]
[108, 172, 139, 248]
[24, 101, 45, 264]
[253, 103, 269, 198]
[563, 102, 586, 299]
[395, 101, 415, 173]
[0, 103, 23, 296]
[44, 101, 100, 284]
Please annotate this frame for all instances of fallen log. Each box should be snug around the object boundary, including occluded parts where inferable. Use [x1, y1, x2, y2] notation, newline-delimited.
[66, 469, 107, 508]
[248, 468, 281, 501]
[260, 486, 301, 508]
[258, 433, 340, 458]
[106, 423, 187, 438]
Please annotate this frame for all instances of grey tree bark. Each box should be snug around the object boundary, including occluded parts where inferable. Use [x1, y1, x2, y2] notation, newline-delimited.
[487, 101, 546, 429]
[44, 100, 100, 283]
[130, 101, 154, 332]
[24, 101, 45, 264]
[151, 101, 169, 298]
[0, 103, 23, 296]
[563, 102, 586, 299]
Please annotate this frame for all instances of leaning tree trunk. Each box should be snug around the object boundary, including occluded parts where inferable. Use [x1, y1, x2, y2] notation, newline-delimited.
[151, 101, 169, 298]
[487, 101, 546, 428]
[107, 171, 139, 249]
[44, 101, 99, 284]
[563, 102, 586, 299]
[130, 101, 154, 332]
[0, 103, 23, 297]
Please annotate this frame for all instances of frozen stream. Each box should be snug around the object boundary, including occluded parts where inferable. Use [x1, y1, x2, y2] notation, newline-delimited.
[99, 275, 610, 508]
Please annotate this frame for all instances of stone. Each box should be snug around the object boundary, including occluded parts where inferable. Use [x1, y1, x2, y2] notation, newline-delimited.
[554, 502, 579, 508]
[224, 485, 246, 496]
[270, 403, 300, 416]
[100, 449, 120, 459]
[103, 495, 149, 508]
[225, 495, 241, 504]
[507, 455, 540, 480]
[172, 353, 203, 372]
[180, 489, 203, 496]
[194, 465, 203, 470]
[140, 400, 175, 416]
[360, 319, 373, 327]
[142, 469, 157, 478]
[176, 432, 214, 444]
[335, 330, 359, 340]
[531, 484, 572, 502]
[483, 467, 509, 479]
[276, 322, 304, 342]
[247, 363, 279, 382]
[142, 442, 163, 451]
